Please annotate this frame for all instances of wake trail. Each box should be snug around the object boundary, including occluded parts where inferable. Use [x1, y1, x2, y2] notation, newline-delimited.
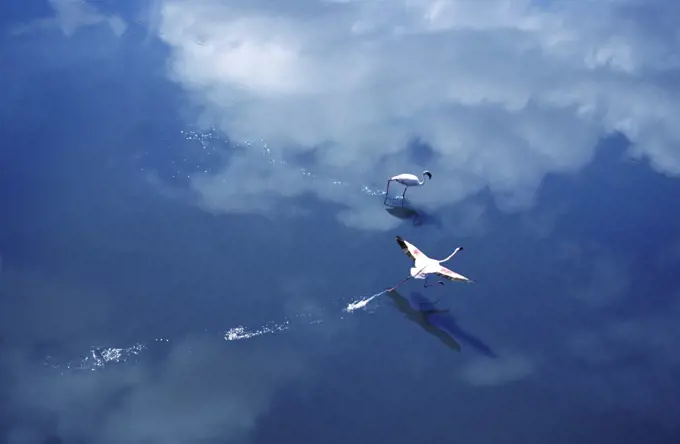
[343, 289, 389, 313]
[224, 320, 291, 341]
[45, 284, 389, 372]
[50, 128, 399, 370]
[226, 287, 387, 342]
[180, 128, 389, 199]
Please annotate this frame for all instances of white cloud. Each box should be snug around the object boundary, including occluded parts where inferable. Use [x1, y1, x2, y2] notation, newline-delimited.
[155, 0, 680, 229]
[567, 292, 680, 367]
[459, 352, 535, 386]
[5, 335, 307, 444]
[562, 296, 680, 424]
[11, 0, 128, 37]
[555, 242, 631, 307]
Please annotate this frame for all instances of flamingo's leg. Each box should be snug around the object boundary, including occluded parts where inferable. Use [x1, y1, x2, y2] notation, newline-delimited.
[387, 265, 428, 292]
[424, 275, 445, 288]
[387, 274, 413, 292]
[384, 179, 392, 205]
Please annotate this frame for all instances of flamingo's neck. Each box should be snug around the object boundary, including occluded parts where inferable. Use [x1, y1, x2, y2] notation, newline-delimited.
[439, 248, 461, 263]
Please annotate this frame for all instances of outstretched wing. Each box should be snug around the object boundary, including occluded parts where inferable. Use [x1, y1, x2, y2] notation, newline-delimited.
[395, 236, 424, 261]
[434, 265, 474, 283]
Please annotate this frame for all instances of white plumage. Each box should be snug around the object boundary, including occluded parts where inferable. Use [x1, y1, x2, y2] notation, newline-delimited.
[388, 236, 474, 291]
[385, 170, 432, 204]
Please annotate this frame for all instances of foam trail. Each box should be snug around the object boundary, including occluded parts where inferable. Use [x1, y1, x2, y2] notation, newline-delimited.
[44, 280, 403, 372]
[344, 289, 388, 313]
[224, 320, 290, 341]
[344, 269, 424, 313]
[43, 342, 148, 372]
[222, 285, 392, 341]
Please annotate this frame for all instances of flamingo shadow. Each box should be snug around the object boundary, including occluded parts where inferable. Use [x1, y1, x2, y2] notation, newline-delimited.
[386, 290, 497, 357]
[382, 198, 442, 228]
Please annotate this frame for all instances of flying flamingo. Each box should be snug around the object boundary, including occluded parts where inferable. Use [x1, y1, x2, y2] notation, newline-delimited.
[384, 170, 432, 205]
[388, 236, 473, 291]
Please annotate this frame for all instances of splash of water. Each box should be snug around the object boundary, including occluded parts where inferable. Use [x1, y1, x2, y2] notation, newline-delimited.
[224, 320, 290, 341]
[42, 283, 387, 373]
[44, 343, 147, 372]
[344, 290, 388, 313]
[41, 129, 426, 375]
[176, 128, 388, 198]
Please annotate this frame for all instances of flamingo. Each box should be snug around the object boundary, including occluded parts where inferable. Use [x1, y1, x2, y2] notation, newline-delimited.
[388, 236, 473, 291]
[384, 170, 432, 205]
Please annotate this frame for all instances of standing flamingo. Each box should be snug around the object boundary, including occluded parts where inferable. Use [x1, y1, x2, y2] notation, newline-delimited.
[388, 236, 473, 291]
[385, 170, 432, 205]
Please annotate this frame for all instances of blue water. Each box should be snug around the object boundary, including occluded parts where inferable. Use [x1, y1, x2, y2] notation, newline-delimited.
[2, 2, 680, 443]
